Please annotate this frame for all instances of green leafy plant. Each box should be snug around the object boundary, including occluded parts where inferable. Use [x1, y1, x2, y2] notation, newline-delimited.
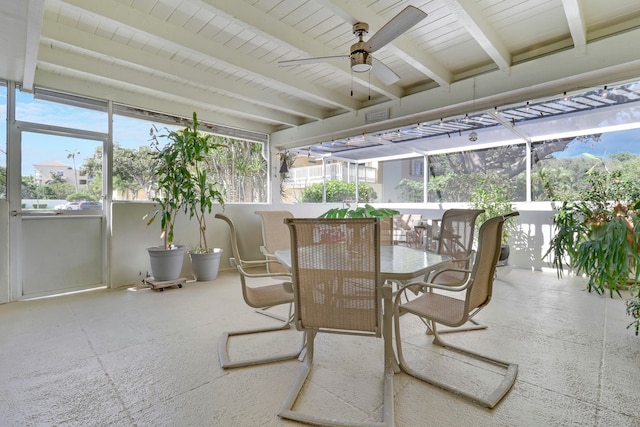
[469, 176, 517, 244]
[545, 158, 640, 334]
[144, 112, 226, 252]
[319, 203, 399, 219]
[546, 164, 640, 295]
[395, 178, 423, 202]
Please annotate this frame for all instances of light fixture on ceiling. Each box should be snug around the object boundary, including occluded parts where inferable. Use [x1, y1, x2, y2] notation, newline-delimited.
[350, 24, 373, 73]
[602, 85, 609, 97]
[525, 101, 530, 111]
[563, 92, 568, 102]
[468, 131, 478, 142]
[279, 153, 289, 174]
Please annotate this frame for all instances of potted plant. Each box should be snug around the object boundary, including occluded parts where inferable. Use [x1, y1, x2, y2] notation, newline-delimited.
[145, 112, 226, 282]
[469, 176, 518, 263]
[545, 165, 640, 292]
[144, 126, 188, 282]
[179, 112, 226, 281]
[319, 203, 400, 245]
[545, 161, 640, 334]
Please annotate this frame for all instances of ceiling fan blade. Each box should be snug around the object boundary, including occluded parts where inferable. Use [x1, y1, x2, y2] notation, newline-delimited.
[372, 58, 400, 85]
[278, 55, 349, 66]
[365, 6, 428, 52]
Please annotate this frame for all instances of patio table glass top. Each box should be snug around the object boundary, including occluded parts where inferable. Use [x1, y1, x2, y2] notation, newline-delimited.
[275, 244, 450, 283]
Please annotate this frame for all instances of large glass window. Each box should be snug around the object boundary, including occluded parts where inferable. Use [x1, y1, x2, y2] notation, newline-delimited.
[16, 88, 107, 133]
[17, 88, 108, 211]
[532, 128, 640, 201]
[289, 157, 379, 204]
[113, 109, 268, 203]
[428, 144, 527, 203]
[112, 113, 178, 201]
[378, 158, 424, 203]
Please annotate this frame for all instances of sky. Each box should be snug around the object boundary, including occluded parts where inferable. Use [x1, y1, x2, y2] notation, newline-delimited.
[556, 127, 640, 159]
[0, 88, 172, 177]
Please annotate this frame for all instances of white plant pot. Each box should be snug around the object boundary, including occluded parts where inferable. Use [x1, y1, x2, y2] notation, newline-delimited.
[189, 248, 223, 281]
[147, 245, 187, 281]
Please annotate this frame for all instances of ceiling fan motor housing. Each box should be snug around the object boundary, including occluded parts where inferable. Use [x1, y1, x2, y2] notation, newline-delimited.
[352, 22, 369, 36]
[350, 41, 372, 72]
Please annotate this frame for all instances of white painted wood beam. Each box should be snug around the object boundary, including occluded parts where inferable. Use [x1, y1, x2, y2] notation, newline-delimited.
[57, 0, 360, 112]
[34, 68, 274, 133]
[271, 27, 640, 148]
[41, 20, 328, 122]
[562, 0, 587, 52]
[37, 45, 305, 127]
[441, 0, 511, 72]
[22, 0, 45, 90]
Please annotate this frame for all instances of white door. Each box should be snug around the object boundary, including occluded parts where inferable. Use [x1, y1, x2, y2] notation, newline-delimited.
[12, 128, 106, 299]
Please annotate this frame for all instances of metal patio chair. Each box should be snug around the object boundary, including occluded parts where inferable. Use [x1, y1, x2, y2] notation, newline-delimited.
[215, 213, 304, 369]
[279, 217, 395, 427]
[393, 213, 519, 408]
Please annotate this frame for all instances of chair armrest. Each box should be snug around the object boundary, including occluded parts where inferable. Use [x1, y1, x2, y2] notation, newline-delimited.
[236, 263, 292, 280]
[430, 267, 472, 283]
[397, 269, 472, 296]
[259, 245, 275, 257]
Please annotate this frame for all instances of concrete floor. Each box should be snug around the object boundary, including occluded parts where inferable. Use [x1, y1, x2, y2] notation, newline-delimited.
[0, 267, 638, 426]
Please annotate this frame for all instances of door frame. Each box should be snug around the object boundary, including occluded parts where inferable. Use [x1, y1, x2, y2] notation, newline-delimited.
[7, 83, 112, 300]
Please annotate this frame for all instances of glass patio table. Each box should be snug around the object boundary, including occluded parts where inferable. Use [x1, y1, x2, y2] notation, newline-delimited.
[275, 244, 450, 284]
[275, 244, 451, 372]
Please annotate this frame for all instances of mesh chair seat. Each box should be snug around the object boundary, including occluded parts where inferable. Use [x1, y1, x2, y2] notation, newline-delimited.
[400, 291, 466, 326]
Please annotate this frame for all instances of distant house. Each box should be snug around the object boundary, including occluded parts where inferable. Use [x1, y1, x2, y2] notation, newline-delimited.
[33, 161, 89, 190]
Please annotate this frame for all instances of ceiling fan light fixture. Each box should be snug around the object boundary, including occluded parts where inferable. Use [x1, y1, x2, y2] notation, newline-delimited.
[350, 44, 372, 72]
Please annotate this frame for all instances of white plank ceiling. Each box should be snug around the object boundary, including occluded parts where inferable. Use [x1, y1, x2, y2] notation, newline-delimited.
[3, 0, 640, 152]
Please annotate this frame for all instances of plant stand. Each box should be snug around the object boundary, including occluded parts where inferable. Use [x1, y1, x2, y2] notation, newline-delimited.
[143, 277, 186, 292]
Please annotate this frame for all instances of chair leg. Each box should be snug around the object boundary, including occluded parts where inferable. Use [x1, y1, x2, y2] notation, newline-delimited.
[218, 321, 305, 369]
[423, 316, 488, 335]
[279, 330, 394, 427]
[394, 315, 517, 409]
[253, 302, 293, 323]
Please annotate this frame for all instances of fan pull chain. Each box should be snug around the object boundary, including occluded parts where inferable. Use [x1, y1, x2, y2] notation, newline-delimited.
[350, 69, 354, 97]
[368, 72, 371, 100]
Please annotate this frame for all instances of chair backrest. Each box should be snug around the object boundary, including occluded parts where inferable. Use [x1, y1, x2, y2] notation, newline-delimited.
[255, 210, 294, 273]
[465, 212, 518, 313]
[392, 214, 422, 244]
[380, 216, 394, 246]
[284, 218, 381, 336]
[255, 210, 293, 254]
[214, 213, 244, 267]
[437, 209, 485, 259]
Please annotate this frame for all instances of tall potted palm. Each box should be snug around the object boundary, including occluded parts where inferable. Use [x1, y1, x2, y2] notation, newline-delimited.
[145, 112, 226, 281]
[144, 126, 188, 281]
[179, 112, 226, 281]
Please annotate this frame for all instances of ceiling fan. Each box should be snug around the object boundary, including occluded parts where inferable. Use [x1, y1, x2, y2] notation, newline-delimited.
[278, 6, 428, 86]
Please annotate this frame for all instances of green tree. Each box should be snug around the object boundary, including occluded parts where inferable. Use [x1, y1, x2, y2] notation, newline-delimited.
[0, 165, 6, 197]
[207, 137, 268, 203]
[396, 178, 423, 202]
[81, 143, 155, 200]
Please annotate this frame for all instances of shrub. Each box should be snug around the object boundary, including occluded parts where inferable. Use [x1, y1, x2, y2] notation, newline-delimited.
[300, 180, 377, 203]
